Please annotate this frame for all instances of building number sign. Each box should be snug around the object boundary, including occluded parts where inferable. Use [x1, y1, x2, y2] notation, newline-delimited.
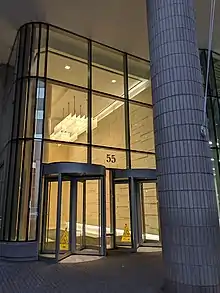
[106, 154, 116, 163]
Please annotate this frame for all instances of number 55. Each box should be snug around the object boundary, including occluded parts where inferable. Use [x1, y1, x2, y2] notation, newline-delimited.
[106, 154, 116, 163]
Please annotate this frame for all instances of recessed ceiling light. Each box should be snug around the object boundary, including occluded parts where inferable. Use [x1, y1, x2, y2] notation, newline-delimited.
[112, 79, 116, 83]
[65, 65, 71, 70]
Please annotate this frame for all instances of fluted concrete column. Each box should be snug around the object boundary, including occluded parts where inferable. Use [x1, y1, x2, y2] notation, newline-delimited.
[146, 1, 220, 292]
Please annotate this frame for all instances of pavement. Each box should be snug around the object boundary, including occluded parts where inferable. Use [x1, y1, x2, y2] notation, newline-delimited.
[0, 247, 164, 293]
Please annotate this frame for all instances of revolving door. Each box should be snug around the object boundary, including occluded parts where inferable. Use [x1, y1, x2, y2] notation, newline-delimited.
[110, 169, 160, 252]
[39, 162, 106, 261]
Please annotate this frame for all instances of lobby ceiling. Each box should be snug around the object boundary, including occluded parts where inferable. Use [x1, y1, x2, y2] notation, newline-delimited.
[0, 0, 219, 63]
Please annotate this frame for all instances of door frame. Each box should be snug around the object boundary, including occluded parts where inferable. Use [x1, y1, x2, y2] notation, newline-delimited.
[110, 168, 159, 252]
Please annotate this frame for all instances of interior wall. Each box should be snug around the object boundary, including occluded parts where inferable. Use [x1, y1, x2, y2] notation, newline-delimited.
[43, 82, 158, 236]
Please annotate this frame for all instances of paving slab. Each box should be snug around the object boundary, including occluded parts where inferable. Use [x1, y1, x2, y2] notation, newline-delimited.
[0, 249, 164, 293]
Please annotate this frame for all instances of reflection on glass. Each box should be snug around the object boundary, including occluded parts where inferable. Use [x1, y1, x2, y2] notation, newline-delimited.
[128, 56, 151, 104]
[92, 94, 125, 148]
[29, 140, 42, 240]
[92, 43, 124, 96]
[92, 147, 126, 169]
[46, 28, 88, 87]
[115, 183, 132, 247]
[34, 81, 45, 139]
[129, 103, 154, 151]
[43, 142, 87, 164]
[207, 98, 216, 147]
[43, 181, 58, 255]
[59, 181, 71, 255]
[44, 82, 88, 144]
[105, 170, 114, 249]
[31, 25, 48, 77]
[131, 152, 156, 169]
[76, 181, 84, 250]
[140, 183, 159, 243]
[18, 141, 33, 240]
[85, 180, 100, 252]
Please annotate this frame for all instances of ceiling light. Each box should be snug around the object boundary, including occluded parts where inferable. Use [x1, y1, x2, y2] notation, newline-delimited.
[111, 79, 116, 83]
[65, 65, 71, 70]
[209, 141, 213, 145]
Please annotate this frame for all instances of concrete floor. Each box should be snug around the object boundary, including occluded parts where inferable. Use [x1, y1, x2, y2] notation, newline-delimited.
[0, 248, 164, 293]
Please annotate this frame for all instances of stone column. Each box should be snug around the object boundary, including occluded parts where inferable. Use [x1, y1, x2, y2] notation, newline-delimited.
[146, 1, 220, 292]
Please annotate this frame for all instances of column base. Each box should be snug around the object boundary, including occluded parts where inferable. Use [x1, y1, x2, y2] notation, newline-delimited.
[163, 279, 220, 293]
[0, 241, 38, 261]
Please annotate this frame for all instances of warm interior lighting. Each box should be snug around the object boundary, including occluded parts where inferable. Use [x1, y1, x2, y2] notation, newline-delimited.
[65, 65, 71, 70]
[111, 79, 116, 83]
[50, 79, 149, 142]
[50, 114, 97, 142]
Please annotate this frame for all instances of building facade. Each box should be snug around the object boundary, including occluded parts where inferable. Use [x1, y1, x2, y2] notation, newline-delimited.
[0, 1, 220, 292]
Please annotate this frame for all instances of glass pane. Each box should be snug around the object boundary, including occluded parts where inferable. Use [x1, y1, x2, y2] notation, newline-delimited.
[208, 52, 218, 97]
[128, 56, 151, 104]
[92, 148, 126, 169]
[141, 183, 159, 243]
[46, 28, 88, 87]
[38, 26, 48, 77]
[115, 183, 132, 247]
[59, 181, 71, 256]
[85, 180, 100, 252]
[129, 102, 154, 151]
[211, 98, 220, 146]
[26, 79, 38, 138]
[92, 43, 124, 96]
[43, 181, 58, 256]
[18, 141, 33, 241]
[207, 98, 216, 147]
[212, 149, 220, 213]
[106, 170, 114, 249]
[34, 81, 45, 139]
[92, 94, 125, 148]
[43, 142, 87, 164]
[131, 152, 156, 169]
[76, 181, 84, 250]
[44, 82, 88, 144]
[28, 140, 42, 240]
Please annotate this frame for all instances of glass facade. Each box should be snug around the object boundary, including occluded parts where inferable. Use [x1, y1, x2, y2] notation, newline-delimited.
[0, 23, 155, 242]
[200, 49, 220, 211]
[1, 23, 219, 247]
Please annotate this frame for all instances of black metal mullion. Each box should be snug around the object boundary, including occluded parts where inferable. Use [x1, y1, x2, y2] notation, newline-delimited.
[2, 32, 22, 240]
[18, 24, 42, 241]
[87, 40, 92, 163]
[17, 24, 37, 241]
[8, 25, 28, 241]
[35, 24, 49, 242]
[124, 53, 131, 168]
[16, 23, 34, 241]
[29, 24, 50, 242]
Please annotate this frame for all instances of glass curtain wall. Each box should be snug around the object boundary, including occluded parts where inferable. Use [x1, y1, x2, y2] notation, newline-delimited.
[0, 22, 155, 242]
[200, 49, 220, 211]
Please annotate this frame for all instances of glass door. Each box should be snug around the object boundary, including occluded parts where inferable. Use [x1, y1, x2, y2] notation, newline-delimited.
[139, 182, 161, 246]
[40, 178, 59, 260]
[76, 178, 106, 255]
[55, 175, 71, 261]
[40, 174, 106, 261]
[113, 180, 137, 251]
[75, 180, 85, 251]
